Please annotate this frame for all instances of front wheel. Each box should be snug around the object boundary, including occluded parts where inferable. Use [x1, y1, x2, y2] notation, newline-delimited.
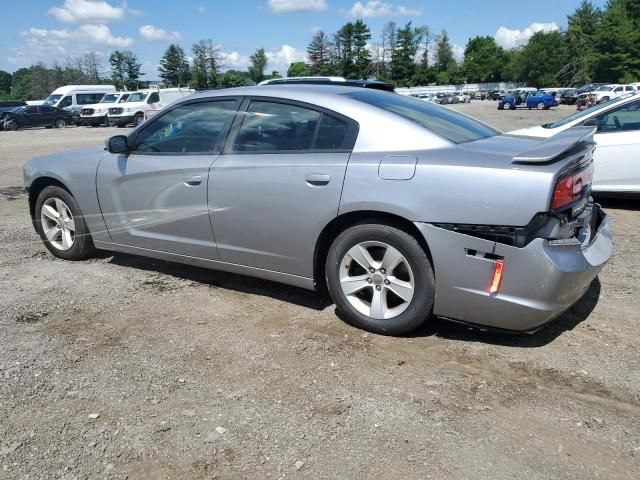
[4, 119, 18, 131]
[34, 186, 95, 260]
[502, 102, 512, 110]
[325, 223, 435, 335]
[133, 113, 144, 126]
[55, 118, 67, 128]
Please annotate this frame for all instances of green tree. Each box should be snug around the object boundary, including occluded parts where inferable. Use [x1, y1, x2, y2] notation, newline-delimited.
[462, 36, 505, 83]
[287, 62, 311, 77]
[434, 30, 456, 74]
[307, 30, 333, 75]
[352, 20, 372, 78]
[390, 22, 422, 86]
[248, 48, 268, 83]
[269, 70, 282, 79]
[564, 1, 602, 85]
[192, 40, 221, 89]
[595, 0, 640, 82]
[109, 51, 126, 90]
[219, 70, 251, 88]
[158, 44, 190, 87]
[0, 70, 12, 94]
[518, 31, 569, 86]
[335, 23, 355, 78]
[123, 51, 143, 90]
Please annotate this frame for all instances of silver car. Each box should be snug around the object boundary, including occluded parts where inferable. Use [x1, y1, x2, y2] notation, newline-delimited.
[23, 86, 612, 335]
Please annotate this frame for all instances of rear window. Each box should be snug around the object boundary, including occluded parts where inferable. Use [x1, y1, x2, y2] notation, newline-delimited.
[344, 90, 498, 144]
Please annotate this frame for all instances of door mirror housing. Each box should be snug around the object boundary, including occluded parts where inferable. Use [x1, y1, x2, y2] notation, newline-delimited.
[106, 135, 129, 154]
[582, 118, 599, 127]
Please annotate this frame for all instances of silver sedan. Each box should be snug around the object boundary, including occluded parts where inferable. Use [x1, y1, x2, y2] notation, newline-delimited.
[23, 86, 611, 335]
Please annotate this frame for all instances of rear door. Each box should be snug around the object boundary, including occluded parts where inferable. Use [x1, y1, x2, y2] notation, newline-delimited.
[96, 98, 240, 258]
[208, 98, 357, 278]
[591, 98, 640, 191]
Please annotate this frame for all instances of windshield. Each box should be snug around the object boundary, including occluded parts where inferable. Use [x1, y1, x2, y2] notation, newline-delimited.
[543, 96, 628, 128]
[126, 92, 148, 103]
[43, 94, 62, 106]
[100, 94, 119, 103]
[345, 90, 499, 144]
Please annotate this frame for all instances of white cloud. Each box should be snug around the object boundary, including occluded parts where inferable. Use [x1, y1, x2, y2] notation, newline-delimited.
[452, 44, 464, 62]
[267, 0, 327, 14]
[9, 24, 133, 66]
[341, 1, 421, 18]
[139, 25, 182, 42]
[48, 0, 125, 24]
[266, 44, 305, 74]
[495, 22, 559, 49]
[219, 51, 250, 70]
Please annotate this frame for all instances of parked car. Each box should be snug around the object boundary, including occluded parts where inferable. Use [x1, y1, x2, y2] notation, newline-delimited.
[592, 84, 637, 104]
[510, 93, 640, 194]
[80, 92, 131, 126]
[445, 93, 459, 104]
[1, 105, 73, 130]
[107, 88, 195, 127]
[564, 83, 608, 105]
[475, 91, 488, 100]
[23, 85, 611, 335]
[414, 93, 437, 103]
[560, 89, 577, 104]
[499, 90, 555, 110]
[456, 92, 471, 103]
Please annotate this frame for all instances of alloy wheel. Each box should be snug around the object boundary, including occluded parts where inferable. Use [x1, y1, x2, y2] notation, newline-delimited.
[40, 198, 75, 251]
[339, 241, 415, 320]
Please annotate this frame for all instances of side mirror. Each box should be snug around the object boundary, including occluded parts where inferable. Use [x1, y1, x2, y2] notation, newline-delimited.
[106, 135, 129, 154]
[582, 118, 599, 127]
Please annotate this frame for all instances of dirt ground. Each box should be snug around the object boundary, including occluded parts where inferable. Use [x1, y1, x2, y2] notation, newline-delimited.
[1, 102, 638, 480]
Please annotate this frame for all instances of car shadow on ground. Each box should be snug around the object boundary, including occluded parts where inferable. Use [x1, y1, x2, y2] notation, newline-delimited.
[415, 278, 601, 348]
[104, 252, 332, 311]
[105, 252, 600, 348]
[594, 196, 640, 211]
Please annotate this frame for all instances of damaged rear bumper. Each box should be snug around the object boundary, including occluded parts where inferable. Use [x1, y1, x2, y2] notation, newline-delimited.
[415, 205, 612, 332]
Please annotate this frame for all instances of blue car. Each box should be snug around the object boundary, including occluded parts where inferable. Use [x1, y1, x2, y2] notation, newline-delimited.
[499, 90, 556, 110]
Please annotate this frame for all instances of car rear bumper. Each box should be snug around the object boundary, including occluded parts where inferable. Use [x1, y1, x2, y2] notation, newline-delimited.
[415, 206, 612, 332]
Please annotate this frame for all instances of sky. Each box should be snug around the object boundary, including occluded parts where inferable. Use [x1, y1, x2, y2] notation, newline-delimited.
[0, 0, 608, 79]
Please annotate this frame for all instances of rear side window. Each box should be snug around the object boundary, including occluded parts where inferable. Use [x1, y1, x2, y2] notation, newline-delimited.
[345, 90, 499, 144]
[232, 101, 350, 153]
[148, 92, 160, 103]
[77, 93, 104, 105]
[132, 100, 239, 154]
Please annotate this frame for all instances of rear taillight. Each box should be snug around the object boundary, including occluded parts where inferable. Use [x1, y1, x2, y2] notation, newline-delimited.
[551, 164, 593, 210]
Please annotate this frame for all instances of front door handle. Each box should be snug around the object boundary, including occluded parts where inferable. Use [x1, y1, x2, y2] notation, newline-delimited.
[305, 173, 331, 186]
[184, 175, 202, 186]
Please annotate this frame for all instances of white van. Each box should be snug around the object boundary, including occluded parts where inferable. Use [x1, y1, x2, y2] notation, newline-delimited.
[43, 85, 117, 114]
[107, 87, 195, 127]
[79, 92, 131, 126]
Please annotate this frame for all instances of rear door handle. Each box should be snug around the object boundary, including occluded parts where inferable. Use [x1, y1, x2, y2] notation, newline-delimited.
[184, 175, 202, 186]
[305, 173, 331, 186]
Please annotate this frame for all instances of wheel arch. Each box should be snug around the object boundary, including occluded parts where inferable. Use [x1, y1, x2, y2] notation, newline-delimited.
[27, 176, 72, 226]
[313, 210, 433, 291]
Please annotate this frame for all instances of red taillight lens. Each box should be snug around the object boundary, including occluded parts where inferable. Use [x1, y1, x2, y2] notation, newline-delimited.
[551, 164, 593, 210]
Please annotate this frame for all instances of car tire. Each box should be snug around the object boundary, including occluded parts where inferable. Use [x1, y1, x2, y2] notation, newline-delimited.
[503, 102, 511, 110]
[34, 186, 95, 261]
[134, 113, 144, 126]
[325, 222, 435, 336]
[536, 102, 545, 110]
[55, 118, 67, 128]
[4, 119, 18, 131]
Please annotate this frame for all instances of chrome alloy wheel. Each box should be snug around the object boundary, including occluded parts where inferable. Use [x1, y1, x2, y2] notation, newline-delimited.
[339, 241, 415, 320]
[40, 198, 75, 251]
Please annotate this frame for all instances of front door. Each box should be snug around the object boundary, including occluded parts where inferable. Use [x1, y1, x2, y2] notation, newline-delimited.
[96, 98, 240, 258]
[591, 98, 640, 191]
[208, 99, 357, 278]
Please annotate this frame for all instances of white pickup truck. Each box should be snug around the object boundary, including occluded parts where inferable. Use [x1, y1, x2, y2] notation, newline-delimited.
[79, 92, 131, 126]
[107, 87, 195, 127]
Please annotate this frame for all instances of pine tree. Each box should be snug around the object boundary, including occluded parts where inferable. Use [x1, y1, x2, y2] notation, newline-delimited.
[109, 51, 126, 90]
[564, 1, 602, 85]
[595, 0, 640, 82]
[192, 40, 221, 89]
[123, 51, 143, 90]
[307, 30, 332, 76]
[434, 30, 456, 74]
[390, 22, 422, 86]
[352, 20, 372, 79]
[335, 23, 355, 78]
[158, 44, 190, 87]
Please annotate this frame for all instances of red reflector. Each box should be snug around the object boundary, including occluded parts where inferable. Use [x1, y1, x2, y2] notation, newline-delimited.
[489, 260, 504, 294]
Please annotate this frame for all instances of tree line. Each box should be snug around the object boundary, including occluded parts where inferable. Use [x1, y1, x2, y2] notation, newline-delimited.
[1, 0, 638, 100]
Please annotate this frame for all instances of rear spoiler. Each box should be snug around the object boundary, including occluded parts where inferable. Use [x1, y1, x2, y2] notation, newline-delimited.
[512, 126, 596, 164]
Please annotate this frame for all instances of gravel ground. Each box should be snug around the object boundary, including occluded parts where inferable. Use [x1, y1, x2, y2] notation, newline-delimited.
[1, 102, 638, 479]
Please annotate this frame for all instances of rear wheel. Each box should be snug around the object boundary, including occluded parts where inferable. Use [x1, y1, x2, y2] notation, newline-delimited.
[55, 118, 67, 128]
[325, 223, 435, 335]
[536, 102, 545, 110]
[34, 186, 95, 260]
